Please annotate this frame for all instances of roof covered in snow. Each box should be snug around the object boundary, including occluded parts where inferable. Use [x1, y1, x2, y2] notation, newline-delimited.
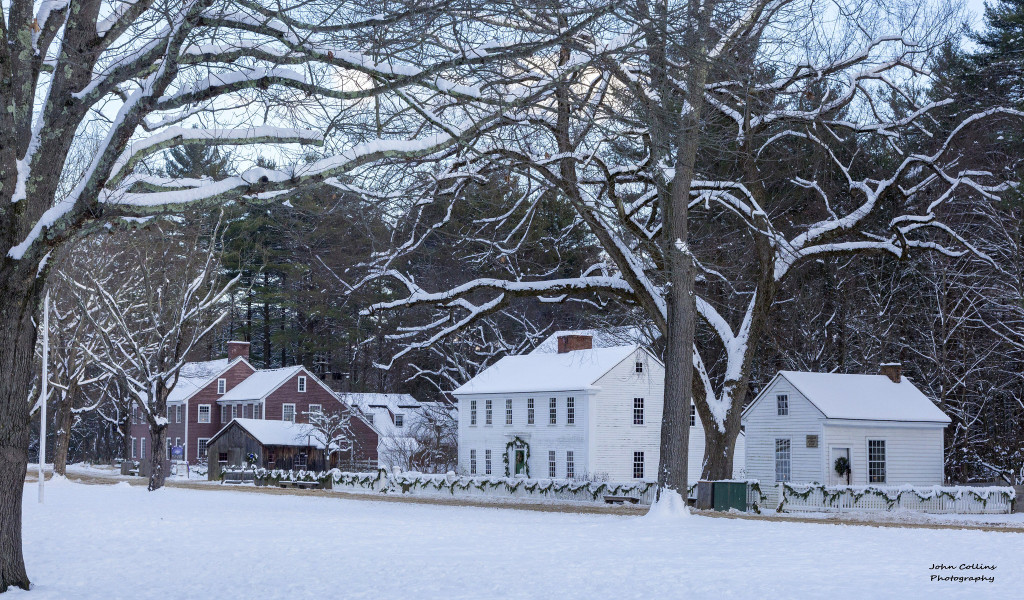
[211, 418, 325, 448]
[770, 371, 951, 424]
[528, 327, 651, 355]
[339, 393, 422, 411]
[168, 358, 233, 403]
[219, 366, 304, 402]
[453, 345, 642, 395]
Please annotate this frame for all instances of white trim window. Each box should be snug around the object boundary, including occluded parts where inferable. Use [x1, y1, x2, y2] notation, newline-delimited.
[166, 438, 172, 459]
[469, 449, 477, 475]
[775, 438, 791, 482]
[282, 404, 296, 423]
[175, 405, 182, 423]
[198, 438, 210, 459]
[633, 451, 644, 479]
[231, 404, 238, 420]
[485, 449, 492, 475]
[485, 399, 493, 425]
[635, 360, 644, 373]
[566, 397, 575, 425]
[131, 437, 137, 459]
[254, 404, 261, 420]
[633, 398, 644, 425]
[690, 403, 696, 427]
[566, 450, 575, 479]
[217, 378, 226, 395]
[198, 404, 211, 424]
[140, 437, 146, 460]
[548, 450, 557, 478]
[221, 405, 229, 424]
[868, 440, 886, 483]
[505, 399, 512, 425]
[527, 398, 535, 425]
[777, 394, 789, 416]
[175, 437, 181, 448]
[297, 376, 307, 393]
[395, 414, 404, 428]
[470, 400, 477, 426]
[309, 404, 323, 418]
[549, 398, 557, 425]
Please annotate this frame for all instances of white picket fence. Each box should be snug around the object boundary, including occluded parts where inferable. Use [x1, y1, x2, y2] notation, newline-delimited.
[777, 483, 1015, 514]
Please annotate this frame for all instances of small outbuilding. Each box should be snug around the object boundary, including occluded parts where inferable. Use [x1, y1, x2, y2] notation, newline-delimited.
[205, 418, 374, 480]
[741, 365, 950, 487]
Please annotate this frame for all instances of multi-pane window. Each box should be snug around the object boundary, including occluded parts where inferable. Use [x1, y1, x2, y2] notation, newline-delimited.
[566, 450, 575, 479]
[505, 399, 513, 425]
[166, 438, 172, 459]
[140, 437, 146, 460]
[635, 361, 644, 373]
[395, 414, 404, 428]
[297, 376, 306, 393]
[633, 451, 644, 479]
[868, 440, 886, 483]
[198, 439, 210, 459]
[198, 404, 211, 423]
[131, 437, 136, 459]
[633, 398, 645, 425]
[221, 405, 229, 424]
[469, 449, 477, 475]
[282, 404, 296, 423]
[254, 404, 261, 419]
[777, 394, 789, 416]
[470, 400, 477, 425]
[549, 398, 557, 424]
[548, 450, 557, 478]
[566, 397, 575, 425]
[527, 399, 535, 425]
[485, 449, 492, 475]
[309, 404, 322, 419]
[176, 405, 182, 423]
[167, 407, 173, 422]
[485, 399, 493, 425]
[775, 438, 791, 482]
[231, 404, 238, 420]
[690, 403, 696, 427]
[217, 378, 226, 395]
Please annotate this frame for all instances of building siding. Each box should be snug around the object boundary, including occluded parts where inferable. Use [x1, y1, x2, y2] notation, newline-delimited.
[742, 376, 825, 485]
[821, 422, 945, 486]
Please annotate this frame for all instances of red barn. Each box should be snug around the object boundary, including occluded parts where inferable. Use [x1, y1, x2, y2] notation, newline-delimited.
[128, 341, 378, 468]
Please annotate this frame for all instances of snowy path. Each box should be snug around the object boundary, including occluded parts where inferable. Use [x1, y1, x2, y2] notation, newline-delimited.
[14, 479, 1024, 599]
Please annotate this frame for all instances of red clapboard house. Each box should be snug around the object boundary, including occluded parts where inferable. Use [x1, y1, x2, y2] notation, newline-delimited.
[128, 341, 378, 467]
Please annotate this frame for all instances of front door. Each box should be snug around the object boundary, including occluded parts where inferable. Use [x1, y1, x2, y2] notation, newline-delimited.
[830, 447, 850, 485]
[514, 449, 526, 476]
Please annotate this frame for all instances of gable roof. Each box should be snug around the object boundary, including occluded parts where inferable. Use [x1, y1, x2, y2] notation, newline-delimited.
[528, 327, 651, 355]
[218, 366, 305, 402]
[209, 418, 326, 448]
[452, 345, 644, 395]
[340, 393, 422, 412]
[168, 357, 250, 403]
[747, 371, 950, 424]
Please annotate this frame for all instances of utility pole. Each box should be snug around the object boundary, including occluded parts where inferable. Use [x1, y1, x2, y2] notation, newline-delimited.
[39, 291, 49, 503]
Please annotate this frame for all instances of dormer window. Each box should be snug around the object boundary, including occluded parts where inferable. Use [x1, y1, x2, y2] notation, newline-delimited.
[395, 414, 404, 428]
[217, 378, 226, 395]
[635, 361, 644, 373]
[297, 376, 306, 393]
[777, 394, 789, 416]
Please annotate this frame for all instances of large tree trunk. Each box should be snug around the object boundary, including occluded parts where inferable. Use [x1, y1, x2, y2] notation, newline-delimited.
[702, 410, 743, 480]
[146, 387, 170, 491]
[52, 386, 77, 476]
[0, 278, 45, 592]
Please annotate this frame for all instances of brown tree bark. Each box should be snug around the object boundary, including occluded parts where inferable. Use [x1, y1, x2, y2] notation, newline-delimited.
[52, 384, 78, 476]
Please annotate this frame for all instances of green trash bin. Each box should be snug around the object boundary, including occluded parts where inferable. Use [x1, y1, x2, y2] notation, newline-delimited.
[712, 481, 748, 512]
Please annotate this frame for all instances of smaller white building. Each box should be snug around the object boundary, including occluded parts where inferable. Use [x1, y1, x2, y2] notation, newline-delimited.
[339, 393, 425, 470]
[741, 365, 950, 487]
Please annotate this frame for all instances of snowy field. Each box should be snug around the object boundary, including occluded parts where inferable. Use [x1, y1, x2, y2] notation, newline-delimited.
[13, 479, 1024, 599]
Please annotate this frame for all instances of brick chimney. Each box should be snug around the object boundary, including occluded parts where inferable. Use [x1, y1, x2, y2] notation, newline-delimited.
[227, 341, 250, 361]
[880, 363, 902, 384]
[557, 334, 593, 354]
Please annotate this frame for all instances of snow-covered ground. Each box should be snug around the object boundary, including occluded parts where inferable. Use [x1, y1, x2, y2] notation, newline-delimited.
[12, 479, 1024, 599]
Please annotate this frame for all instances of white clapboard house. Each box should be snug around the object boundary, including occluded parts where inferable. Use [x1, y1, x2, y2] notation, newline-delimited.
[741, 364, 950, 487]
[453, 333, 744, 482]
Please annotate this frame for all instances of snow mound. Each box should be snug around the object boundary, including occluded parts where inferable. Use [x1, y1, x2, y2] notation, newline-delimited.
[646, 489, 689, 521]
